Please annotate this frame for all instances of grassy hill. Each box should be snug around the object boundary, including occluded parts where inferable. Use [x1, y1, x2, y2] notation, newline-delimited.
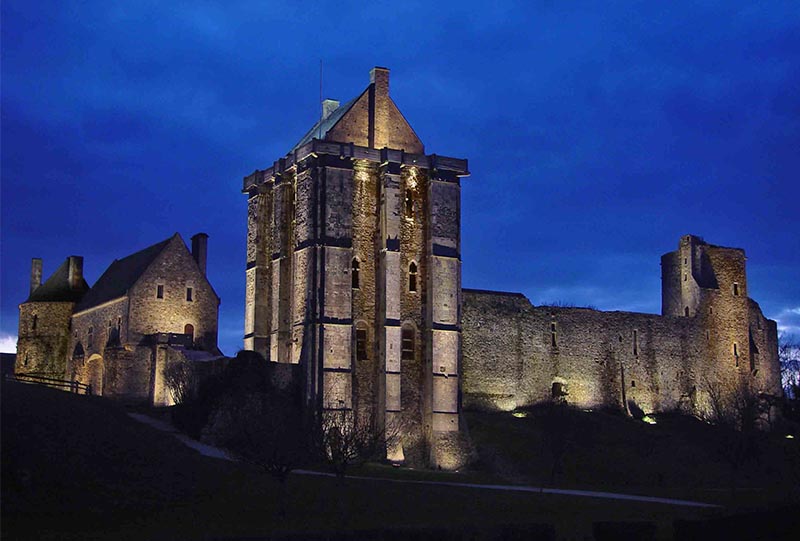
[2, 381, 798, 540]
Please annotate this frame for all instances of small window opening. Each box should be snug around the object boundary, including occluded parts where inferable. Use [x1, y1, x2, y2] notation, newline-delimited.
[684, 257, 687, 264]
[550, 322, 558, 348]
[733, 343, 738, 357]
[117, 317, 122, 330]
[351, 258, 360, 289]
[408, 262, 418, 292]
[404, 191, 414, 219]
[706, 330, 710, 340]
[551, 382, 567, 399]
[633, 330, 638, 356]
[186, 287, 193, 302]
[156, 285, 164, 299]
[24, 354, 29, 367]
[356, 328, 368, 361]
[631, 380, 636, 388]
[709, 306, 713, 315]
[684, 307, 690, 317]
[683, 274, 687, 282]
[32, 315, 38, 331]
[733, 282, 740, 296]
[401, 327, 415, 361]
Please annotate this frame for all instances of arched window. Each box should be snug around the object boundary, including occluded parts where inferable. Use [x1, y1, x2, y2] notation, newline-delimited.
[684, 307, 690, 317]
[184, 324, 194, 343]
[408, 262, 418, 292]
[351, 258, 360, 289]
[401, 326, 415, 361]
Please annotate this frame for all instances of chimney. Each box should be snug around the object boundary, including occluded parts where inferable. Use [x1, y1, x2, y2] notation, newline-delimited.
[322, 99, 340, 119]
[67, 256, 83, 290]
[30, 258, 42, 295]
[370, 66, 389, 96]
[191, 233, 208, 275]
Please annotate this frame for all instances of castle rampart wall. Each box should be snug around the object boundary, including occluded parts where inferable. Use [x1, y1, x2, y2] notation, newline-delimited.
[17, 301, 75, 377]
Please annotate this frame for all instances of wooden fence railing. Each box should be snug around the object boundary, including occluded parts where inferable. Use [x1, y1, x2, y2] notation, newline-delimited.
[5, 373, 93, 395]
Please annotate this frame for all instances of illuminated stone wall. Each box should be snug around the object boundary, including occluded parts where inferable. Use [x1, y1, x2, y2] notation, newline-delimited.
[16, 301, 75, 377]
[462, 237, 782, 416]
[66, 235, 220, 404]
[242, 67, 470, 469]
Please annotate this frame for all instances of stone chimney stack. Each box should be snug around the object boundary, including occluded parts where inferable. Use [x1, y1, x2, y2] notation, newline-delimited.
[368, 66, 390, 149]
[191, 233, 208, 276]
[370, 66, 389, 96]
[67, 256, 83, 290]
[30, 258, 42, 295]
[322, 99, 340, 119]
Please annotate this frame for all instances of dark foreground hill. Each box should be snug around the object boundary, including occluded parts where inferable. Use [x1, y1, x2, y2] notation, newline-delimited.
[2, 381, 798, 540]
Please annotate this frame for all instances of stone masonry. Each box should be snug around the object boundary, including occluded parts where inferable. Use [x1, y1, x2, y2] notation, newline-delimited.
[461, 235, 781, 417]
[243, 67, 470, 468]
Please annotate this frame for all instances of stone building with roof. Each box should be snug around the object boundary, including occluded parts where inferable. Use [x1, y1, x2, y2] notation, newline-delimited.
[17, 256, 89, 377]
[242, 67, 782, 469]
[18, 233, 222, 405]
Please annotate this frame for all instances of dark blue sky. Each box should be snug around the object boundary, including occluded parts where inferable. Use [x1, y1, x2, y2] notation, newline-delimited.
[2, 1, 799, 355]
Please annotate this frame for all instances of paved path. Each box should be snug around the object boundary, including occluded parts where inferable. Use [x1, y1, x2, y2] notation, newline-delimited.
[127, 412, 722, 509]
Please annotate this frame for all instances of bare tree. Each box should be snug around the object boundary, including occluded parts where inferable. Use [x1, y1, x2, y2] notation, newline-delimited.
[780, 333, 800, 399]
[164, 359, 194, 405]
[223, 390, 309, 518]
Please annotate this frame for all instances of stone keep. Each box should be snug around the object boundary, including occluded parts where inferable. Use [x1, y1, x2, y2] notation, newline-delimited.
[243, 67, 470, 468]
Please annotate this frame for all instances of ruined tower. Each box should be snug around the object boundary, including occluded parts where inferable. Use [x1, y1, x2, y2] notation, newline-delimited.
[243, 67, 470, 468]
[661, 235, 780, 398]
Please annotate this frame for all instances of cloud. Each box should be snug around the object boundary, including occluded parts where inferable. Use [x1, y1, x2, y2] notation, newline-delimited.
[775, 307, 800, 336]
[0, 333, 18, 354]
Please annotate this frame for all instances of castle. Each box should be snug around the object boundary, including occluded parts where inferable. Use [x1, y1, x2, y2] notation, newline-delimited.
[17, 233, 222, 405]
[242, 67, 781, 469]
[16, 67, 782, 470]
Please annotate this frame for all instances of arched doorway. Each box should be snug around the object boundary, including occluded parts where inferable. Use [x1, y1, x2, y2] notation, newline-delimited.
[184, 324, 194, 346]
[85, 354, 104, 396]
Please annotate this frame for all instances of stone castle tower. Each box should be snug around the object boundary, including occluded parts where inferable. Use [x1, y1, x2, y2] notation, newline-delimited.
[17, 257, 89, 377]
[243, 67, 470, 468]
[661, 235, 779, 394]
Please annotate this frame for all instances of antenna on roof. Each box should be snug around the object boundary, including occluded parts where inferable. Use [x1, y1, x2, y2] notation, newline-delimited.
[318, 59, 323, 140]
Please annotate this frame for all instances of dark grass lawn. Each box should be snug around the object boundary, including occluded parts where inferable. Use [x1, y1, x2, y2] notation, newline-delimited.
[466, 405, 800, 508]
[2, 381, 797, 540]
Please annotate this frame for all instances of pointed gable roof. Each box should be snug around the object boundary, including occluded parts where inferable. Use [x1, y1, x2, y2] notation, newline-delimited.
[26, 259, 89, 302]
[290, 67, 424, 154]
[75, 235, 175, 312]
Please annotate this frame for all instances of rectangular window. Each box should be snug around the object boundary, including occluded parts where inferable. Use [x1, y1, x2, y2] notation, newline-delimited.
[633, 330, 638, 356]
[157, 285, 164, 299]
[550, 322, 557, 348]
[356, 329, 368, 361]
[186, 287, 193, 302]
[401, 328, 415, 360]
[733, 283, 739, 296]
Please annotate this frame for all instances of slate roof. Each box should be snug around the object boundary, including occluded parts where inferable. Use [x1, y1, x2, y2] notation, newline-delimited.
[26, 259, 89, 303]
[291, 93, 361, 152]
[74, 236, 174, 313]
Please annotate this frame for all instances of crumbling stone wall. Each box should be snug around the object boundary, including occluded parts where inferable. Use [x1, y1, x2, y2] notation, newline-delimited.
[462, 236, 782, 417]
